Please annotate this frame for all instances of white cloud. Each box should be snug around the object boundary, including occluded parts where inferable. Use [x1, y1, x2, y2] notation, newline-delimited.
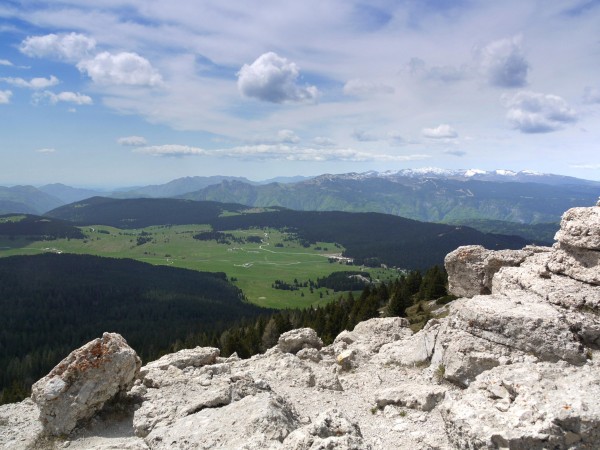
[35, 148, 56, 153]
[277, 129, 300, 144]
[503, 91, 577, 133]
[77, 52, 163, 86]
[134, 145, 208, 157]
[134, 142, 431, 162]
[313, 137, 336, 147]
[117, 136, 147, 146]
[477, 36, 529, 88]
[20, 32, 96, 62]
[583, 86, 600, 104]
[0, 59, 13, 66]
[343, 79, 394, 96]
[237, 52, 318, 103]
[1, 75, 59, 89]
[34, 90, 93, 105]
[570, 164, 600, 169]
[0, 90, 12, 104]
[422, 124, 458, 139]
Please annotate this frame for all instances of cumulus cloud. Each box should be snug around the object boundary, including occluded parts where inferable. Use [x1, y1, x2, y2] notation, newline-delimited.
[34, 90, 93, 105]
[0, 90, 12, 104]
[20, 33, 96, 62]
[117, 136, 147, 146]
[1, 75, 59, 89]
[343, 79, 394, 96]
[237, 52, 318, 103]
[583, 86, 600, 104]
[0, 59, 13, 66]
[35, 148, 56, 153]
[422, 124, 458, 139]
[503, 91, 577, 133]
[477, 36, 529, 88]
[77, 52, 163, 86]
[134, 144, 208, 157]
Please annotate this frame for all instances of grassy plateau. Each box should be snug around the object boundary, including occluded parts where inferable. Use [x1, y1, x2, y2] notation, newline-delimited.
[0, 223, 399, 308]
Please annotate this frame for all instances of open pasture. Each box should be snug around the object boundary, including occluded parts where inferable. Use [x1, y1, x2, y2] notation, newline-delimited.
[0, 225, 398, 308]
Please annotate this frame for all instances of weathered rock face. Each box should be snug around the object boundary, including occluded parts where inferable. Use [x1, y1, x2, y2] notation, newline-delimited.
[30, 332, 141, 436]
[277, 328, 323, 354]
[2, 202, 600, 450]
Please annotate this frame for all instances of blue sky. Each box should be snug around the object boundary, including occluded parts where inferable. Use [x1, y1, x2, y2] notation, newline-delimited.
[1, 0, 599, 187]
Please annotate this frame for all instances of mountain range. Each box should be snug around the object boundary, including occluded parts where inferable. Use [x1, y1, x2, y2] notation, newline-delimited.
[2, 169, 598, 241]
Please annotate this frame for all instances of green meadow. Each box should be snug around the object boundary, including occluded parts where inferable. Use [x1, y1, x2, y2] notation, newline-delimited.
[0, 225, 399, 308]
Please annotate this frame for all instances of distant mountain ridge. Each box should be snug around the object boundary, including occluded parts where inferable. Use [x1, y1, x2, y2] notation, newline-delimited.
[179, 170, 599, 225]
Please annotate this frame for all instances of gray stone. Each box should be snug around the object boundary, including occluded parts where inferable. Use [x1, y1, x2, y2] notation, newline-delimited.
[445, 245, 530, 298]
[547, 243, 600, 285]
[31, 332, 141, 436]
[145, 392, 299, 450]
[376, 384, 446, 412]
[441, 362, 600, 449]
[278, 328, 323, 354]
[282, 409, 369, 450]
[0, 399, 44, 449]
[140, 346, 219, 374]
[555, 205, 600, 250]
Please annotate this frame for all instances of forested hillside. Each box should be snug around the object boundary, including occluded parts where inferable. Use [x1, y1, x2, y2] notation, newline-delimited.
[46, 198, 527, 269]
[0, 214, 84, 239]
[0, 253, 268, 404]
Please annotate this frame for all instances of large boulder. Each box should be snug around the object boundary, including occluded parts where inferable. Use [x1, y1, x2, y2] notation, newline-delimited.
[31, 332, 141, 436]
[547, 243, 600, 286]
[376, 384, 446, 412]
[145, 392, 299, 450]
[441, 362, 600, 449]
[554, 205, 600, 250]
[445, 245, 530, 297]
[278, 328, 323, 354]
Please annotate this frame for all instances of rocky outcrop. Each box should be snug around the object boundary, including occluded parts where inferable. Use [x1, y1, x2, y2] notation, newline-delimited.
[2, 202, 599, 449]
[30, 332, 141, 436]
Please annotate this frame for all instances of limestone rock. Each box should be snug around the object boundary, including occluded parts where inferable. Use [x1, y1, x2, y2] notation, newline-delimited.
[376, 384, 446, 412]
[493, 252, 600, 312]
[0, 398, 43, 449]
[31, 332, 141, 436]
[451, 293, 585, 364]
[547, 243, 600, 285]
[282, 409, 369, 450]
[336, 349, 357, 371]
[377, 319, 440, 367]
[348, 317, 412, 353]
[445, 245, 530, 297]
[441, 362, 600, 449]
[278, 328, 323, 354]
[555, 205, 600, 250]
[140, 346, 219, 374]
[145, 392, 299, 450]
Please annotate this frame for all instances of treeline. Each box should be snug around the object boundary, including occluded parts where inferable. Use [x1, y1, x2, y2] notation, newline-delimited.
[316, 271, 371, 291]
[159, 265, 449, 361]
[193, 231, 262, 245]
[0, 253, 269, 405]
[210, 209, 526, 269]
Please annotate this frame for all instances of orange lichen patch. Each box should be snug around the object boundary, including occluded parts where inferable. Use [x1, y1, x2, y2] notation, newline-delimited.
[45, 337, 114, 382]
